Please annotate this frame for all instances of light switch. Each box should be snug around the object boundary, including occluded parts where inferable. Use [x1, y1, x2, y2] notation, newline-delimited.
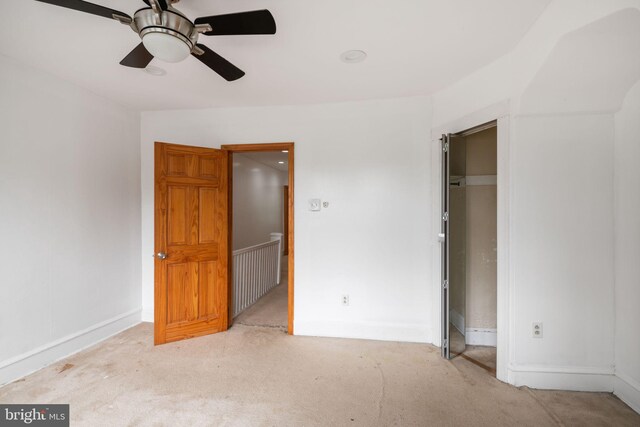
[309, 199, 321, 211]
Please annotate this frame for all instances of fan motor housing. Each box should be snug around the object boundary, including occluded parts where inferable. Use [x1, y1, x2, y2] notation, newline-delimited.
[134, 7, 198, 51]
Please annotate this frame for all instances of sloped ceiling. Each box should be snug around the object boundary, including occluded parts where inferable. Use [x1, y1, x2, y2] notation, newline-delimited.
[0, 0, 550, 111]
[519, 8, 640, 115]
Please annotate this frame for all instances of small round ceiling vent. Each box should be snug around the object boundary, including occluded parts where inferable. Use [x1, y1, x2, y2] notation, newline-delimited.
[340, 50, 367, 63]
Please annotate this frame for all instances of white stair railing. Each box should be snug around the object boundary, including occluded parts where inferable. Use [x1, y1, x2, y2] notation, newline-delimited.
[232, 236, 282, 318]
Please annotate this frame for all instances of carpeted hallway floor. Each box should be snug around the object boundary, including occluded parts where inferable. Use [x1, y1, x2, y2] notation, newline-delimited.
[0, 321, 638, 426]
[234, 280, 288, 330]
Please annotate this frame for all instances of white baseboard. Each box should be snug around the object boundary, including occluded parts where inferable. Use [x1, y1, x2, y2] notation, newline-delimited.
[465, 328, 497, 347]
[0, 308, 141, 386]
[141, 308, 154, 323]
[508, 364, 614, 392]
[449, 309, 465, 335]
[614, 371, 640, 414]
[294, 319, 432, 344]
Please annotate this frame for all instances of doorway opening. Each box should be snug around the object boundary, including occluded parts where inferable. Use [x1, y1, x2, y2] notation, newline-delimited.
[442, 122, 497, 376]
[222, 143, 294, 335]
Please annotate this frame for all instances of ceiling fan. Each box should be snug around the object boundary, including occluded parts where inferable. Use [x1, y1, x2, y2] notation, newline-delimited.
[34, 0, 277, 81]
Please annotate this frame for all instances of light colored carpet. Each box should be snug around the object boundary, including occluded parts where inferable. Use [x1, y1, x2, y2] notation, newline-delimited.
[462, 345, 497, 374]
[234, 278, 288, 330]
[1, 324, 637, 426]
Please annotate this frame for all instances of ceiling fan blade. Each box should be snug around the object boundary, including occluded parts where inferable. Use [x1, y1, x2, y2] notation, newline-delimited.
[192, 44, 245, 81]
[142, 0, 169, 10]
[34, 0, 131, 21]
[194, 10, 276, 36]
[120, 43, 154, 68]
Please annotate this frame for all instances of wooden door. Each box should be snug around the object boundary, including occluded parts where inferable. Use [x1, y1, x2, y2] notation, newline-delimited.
[283, 185, 289, 255]
[154, 142, 229, 345]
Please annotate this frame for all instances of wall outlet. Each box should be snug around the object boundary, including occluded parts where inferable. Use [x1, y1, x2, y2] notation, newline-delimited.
[341, 294, 349, 306]
[309, 199, 321, 211]
[532, 322, 543, 338]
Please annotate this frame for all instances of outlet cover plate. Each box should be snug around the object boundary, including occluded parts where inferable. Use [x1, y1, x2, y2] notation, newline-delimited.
[532, 322, 543, 338]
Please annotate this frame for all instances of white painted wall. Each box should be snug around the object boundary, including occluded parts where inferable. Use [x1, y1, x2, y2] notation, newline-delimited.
[141, 97, 433, 341]
[0, 55, 141, 384]
[430, 2, 640, 393]
[510, 114, 615, 369]
[614, 80, 640, 412]
[232, 154, 288, 250]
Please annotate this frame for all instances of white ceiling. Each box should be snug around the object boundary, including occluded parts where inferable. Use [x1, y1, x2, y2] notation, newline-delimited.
[0, 0, 550, 111]
[238, 151, 289, 172]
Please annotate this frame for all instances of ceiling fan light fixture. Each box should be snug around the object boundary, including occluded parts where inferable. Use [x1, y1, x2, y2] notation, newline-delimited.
[142, 32, 191, 63]
[33, 0, 277, 80]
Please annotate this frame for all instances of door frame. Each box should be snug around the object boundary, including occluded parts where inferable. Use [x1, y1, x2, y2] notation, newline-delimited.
[432, 101, 511, 383]
[221, 142, 295, 335]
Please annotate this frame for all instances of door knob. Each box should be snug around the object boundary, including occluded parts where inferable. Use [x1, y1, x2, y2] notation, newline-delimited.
[155, 252, 167, 260]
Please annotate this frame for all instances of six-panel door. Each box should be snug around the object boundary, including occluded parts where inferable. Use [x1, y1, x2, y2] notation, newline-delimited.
[154, 142, 228, 345]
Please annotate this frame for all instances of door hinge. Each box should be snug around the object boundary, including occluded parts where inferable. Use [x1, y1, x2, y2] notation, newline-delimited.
[442, 212, 449, 221]
[442, 280, 449, 289]
[442, 338, 449, 348]
[443, 142, 449, 152]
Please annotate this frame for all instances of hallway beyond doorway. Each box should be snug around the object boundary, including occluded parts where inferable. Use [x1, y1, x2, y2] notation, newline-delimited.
[234, 274, 288, 331]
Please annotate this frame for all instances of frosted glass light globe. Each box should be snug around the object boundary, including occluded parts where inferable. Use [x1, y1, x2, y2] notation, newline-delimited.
[142, 32, 191, 63]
